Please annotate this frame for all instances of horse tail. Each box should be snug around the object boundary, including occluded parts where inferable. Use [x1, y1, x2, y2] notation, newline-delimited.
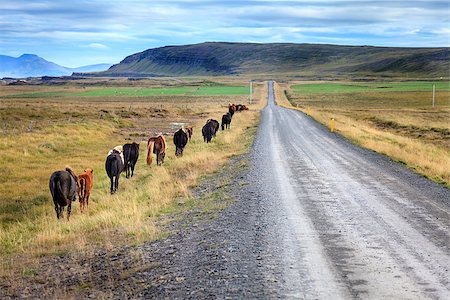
[147, 139, 155, 165]
[65, 166, 79, 190]
[56, 179, 70, 205]
[78, 177, 86, 200]
[159, 135, 166, 155]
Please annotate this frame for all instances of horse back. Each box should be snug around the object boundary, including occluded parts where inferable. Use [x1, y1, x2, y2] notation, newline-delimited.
[49, 170, 77, 206]
[105, 153, 124, 177]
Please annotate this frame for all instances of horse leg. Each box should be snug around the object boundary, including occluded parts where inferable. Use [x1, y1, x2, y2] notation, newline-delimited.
[131, 163, 135, 177]
[67, 202, 72, 221]
[110, 176, 114, 194]
[86, 194, 90, 212]
[55, 204, 60, 219]
[115, 175, 119, 192]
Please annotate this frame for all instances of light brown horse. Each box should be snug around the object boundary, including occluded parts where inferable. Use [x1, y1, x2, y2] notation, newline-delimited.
[147, 135, 167, 166]
[185, 126, 193, 141]
[78, 168, 93, 213]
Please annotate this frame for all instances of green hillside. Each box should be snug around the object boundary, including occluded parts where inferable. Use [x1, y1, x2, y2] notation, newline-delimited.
[98, 42, 449, 77]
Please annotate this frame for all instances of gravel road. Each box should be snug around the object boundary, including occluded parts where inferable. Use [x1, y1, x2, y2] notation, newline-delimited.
[141, 80, 449, 299]
[2, 81, 448, 299]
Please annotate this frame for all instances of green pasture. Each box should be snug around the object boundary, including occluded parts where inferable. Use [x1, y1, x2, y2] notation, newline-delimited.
[4, 85, 249, 98]
[291, 81, 450, 94]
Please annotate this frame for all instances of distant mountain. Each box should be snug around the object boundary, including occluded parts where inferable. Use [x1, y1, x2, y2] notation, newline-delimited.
[0, 54, 111, 78]
[0, 54, 71, 78]
[102, 42, 449, 77]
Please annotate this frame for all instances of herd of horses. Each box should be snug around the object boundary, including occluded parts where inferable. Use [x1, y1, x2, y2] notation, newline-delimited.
[48, 103, 248, 221]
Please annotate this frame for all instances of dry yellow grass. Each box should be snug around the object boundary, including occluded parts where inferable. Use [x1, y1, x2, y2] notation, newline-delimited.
[0, 81, 267, 276]
[273, 81, 450, 185]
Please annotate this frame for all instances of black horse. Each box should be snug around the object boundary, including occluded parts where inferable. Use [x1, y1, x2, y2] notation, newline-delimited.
[208, 119, 220, 137]
[123, 142, 139, 178]
[173, 128, 188, 156]
[202, 119, 219, 143]
[105, 150, 124, 194]
[221, 112, 232, 130]
[49, 167, 78, 220]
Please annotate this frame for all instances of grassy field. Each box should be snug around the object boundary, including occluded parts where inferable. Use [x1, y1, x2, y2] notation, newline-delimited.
[291, 81, 450, 94]
[277, 81, 450, 185]
[1, 85, 250, 98]
[0, 79, 266, 277]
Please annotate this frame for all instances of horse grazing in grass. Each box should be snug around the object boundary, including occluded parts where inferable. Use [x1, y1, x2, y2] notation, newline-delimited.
[49, 167, 78, 220]
[173, 128, 188, 157]
[185, 126, 193, 141]
[105, 146, 125, 194]
[123, 142, 140, 178]
[228, 103, 236, 117]
[221, 112, 232, 130]
[147, 135, 167, 166]
[236, 104, 249, 111]
[78, 168, 93, 213]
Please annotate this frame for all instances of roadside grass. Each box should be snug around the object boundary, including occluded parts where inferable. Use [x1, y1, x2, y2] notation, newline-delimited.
[0, 81, 266, 277]
[274, 81, 450, 186]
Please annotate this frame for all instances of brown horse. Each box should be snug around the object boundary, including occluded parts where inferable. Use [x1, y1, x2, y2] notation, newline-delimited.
[78, 168, 93, 213]
[185, 126, 193, 141]
[228, 103, 236, 117]
[147, 135, 167, 166]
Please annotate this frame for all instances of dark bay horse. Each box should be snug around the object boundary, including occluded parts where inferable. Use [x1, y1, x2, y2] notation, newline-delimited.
[202, 119, 219, 143]
[123, 142, 140, 178]
[105, 147, 124, 194]
[173, 128, 188, 156]
[207, 119, 219, 137]
[49, 167, 78, 220]
[221, 112, 232, 130]
[147, 135, 167, 166]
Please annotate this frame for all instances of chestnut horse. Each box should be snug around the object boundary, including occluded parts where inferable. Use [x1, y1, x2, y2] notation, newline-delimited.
[78, 168, 93, 213]
[147, 135, 167, 166]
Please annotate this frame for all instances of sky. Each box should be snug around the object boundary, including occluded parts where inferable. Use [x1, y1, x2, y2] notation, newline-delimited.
[1, 0, 449, 67]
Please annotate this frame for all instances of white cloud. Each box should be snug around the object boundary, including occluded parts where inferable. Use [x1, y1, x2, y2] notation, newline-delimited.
[86, 43, 110, 49]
